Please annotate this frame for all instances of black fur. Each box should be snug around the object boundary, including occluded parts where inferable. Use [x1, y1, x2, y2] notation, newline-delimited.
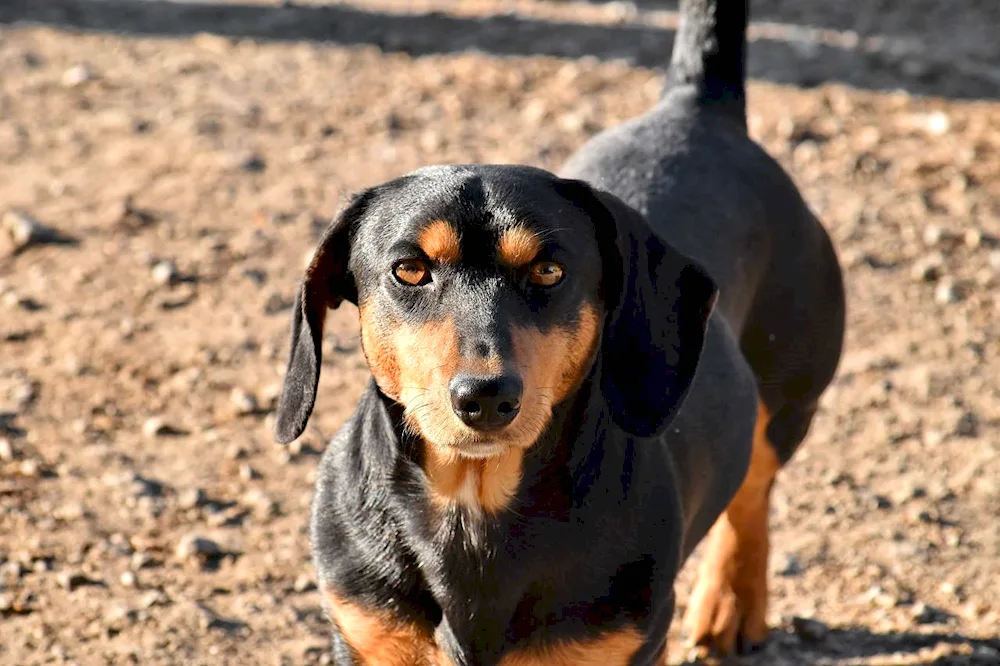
[276, 0, 845, 662]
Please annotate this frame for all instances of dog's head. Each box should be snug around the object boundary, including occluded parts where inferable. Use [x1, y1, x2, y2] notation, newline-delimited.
[274, 165, 717, 458]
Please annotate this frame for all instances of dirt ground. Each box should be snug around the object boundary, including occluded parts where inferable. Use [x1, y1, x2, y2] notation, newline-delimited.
[1, 1, 999, 664]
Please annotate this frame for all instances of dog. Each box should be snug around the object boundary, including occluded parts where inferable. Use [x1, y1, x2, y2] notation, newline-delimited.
[273, 0, 845, 662]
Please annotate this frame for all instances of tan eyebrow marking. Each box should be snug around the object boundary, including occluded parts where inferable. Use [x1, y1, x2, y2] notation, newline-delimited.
[498, 226, 542, 268]
[417, 219, 461, 264]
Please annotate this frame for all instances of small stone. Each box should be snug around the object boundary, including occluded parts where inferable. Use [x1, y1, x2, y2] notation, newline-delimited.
[924, 110, 951, 136]
[293, 574, 316, 593]
[1, 561, 24, 580]
[142, 417, 178, 438]
[911, 602, 948, 625]
[230, 388, 258, 416]
[791, 616, 828, 643]
[922, 225, 953, 248]
[139, 590, 166, 609]
[151, 260, 178, 286]
[241, 153, 267, 173]
[910, 254, 943, 282]
[176, 534, 221, 561]
[934, 279, 961, 304]
[954, 411, 978, 437]
[61, 64, 94, 87]
[238, 463, 259, 482]
[129, 552, 153, 571]
[119, 570, 137, 588]
[964, 228, 983, 249]
[106, 602, 136, 626]
[18, 459, 40, 477]
[225, 444, 248, 460]
[872, 494, 893, 510]
[775, 553, 802, 577]
[989, 250, 1000, 271]
[178, 487, 207, 510]
[263, 291, 293, 315]
[4, 210, 74, 253]
[57, 569, 95, 591]
[0, 437, 14, 462]
[243, 488, 278, 519]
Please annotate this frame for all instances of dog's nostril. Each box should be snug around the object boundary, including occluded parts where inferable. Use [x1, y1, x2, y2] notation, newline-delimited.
[449, 374, 523, 431]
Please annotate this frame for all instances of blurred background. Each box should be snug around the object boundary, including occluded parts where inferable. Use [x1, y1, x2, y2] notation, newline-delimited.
[0, 1, 998, 664]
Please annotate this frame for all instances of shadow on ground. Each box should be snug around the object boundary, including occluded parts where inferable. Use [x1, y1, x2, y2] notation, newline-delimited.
[685, 626, 1000, 665]
[2, 0, 999, 100]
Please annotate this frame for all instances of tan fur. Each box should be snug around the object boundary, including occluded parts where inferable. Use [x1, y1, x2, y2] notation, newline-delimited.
[322, 587, 447, 666]
[498, 226, 542, 268]
[683, 400, 781, 656]
[499, 627, 645, 666]
[424, 446, 525, 513]
[418, 220, 461, 264]
[359, 300, 600, 514]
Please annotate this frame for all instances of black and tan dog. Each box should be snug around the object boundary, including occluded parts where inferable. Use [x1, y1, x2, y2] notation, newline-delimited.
[274, 0, 845, 662]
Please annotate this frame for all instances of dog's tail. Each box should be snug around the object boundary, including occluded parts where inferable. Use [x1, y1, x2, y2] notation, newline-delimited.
[665, 0, 748, 124]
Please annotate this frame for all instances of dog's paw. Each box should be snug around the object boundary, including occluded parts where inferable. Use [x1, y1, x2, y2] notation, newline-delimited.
[682, 564, 769, 658]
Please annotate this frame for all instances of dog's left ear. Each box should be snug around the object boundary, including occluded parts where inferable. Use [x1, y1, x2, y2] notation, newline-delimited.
[564, 180, 718, 438]
[273, 191, 374, 444]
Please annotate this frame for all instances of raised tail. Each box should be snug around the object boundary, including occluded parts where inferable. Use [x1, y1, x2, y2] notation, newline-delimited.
[665, 0, 748, 124]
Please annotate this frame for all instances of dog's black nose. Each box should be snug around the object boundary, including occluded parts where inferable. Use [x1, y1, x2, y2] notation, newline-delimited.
[449, 374, 522, 430]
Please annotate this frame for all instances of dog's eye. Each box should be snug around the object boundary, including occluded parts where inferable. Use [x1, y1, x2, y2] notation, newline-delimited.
[393, 259, 431, 286]
[527, 261, 564, 287]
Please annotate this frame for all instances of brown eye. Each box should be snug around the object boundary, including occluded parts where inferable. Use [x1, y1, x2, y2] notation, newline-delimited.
[393, 259, 431, 286]
[527, 261, 564, 287]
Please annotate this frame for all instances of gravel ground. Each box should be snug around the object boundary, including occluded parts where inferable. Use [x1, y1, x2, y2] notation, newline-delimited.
[1, 1, 999, 664]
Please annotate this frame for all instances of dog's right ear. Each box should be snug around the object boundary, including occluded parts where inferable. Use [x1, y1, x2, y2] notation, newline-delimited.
[273, 191, 374, 444]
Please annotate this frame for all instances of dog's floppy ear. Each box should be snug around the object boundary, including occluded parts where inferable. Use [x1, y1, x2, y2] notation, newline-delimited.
[570, 181, 718, 438]
[273, 191, 373, 444]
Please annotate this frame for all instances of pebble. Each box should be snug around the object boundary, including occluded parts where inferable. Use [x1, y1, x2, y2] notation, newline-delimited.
[4, 210, 73, 254]
[230, 388, 258, 416]
[263, 291, 293, 315]
[989, 250, 1000, 271]
[775, 553, 802, 577]
[176, 534, 221, 561]
[225, 444, 248, 460]
[0, 438, 14, 462]
[151, 260, 178, 286]
[922, 224, 953, 248]
[791, 616, 828, 643]
[293, 574, 317, 593]
[241, 153, 267, 173]
[119, 570, 137, 588]
[954, 411, 978, 437]
[139, 590, 167, 609]
[1, 561, 24, 580]
[18, 459, 41, 477]
[178, 487, 207, 510]
[963, 228, 984, 249]
[61, 63, 94, 87]
[910, 254, 943, 282]
[238, 463, 259, 482]
[934, 279, 961, 304]
[244, 488, 278, 519]
[142, 417, 177, 438]
[57, 569, 95, 591]
[923, 110, 951, 136]
[911, 602, 948, 624]
[106, 602, 137, 626]
[129, 552, 154, 571]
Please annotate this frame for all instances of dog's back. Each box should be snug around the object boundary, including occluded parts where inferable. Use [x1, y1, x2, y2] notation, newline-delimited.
[563, 1, 845, 653]
[561, 0, 844, 459]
